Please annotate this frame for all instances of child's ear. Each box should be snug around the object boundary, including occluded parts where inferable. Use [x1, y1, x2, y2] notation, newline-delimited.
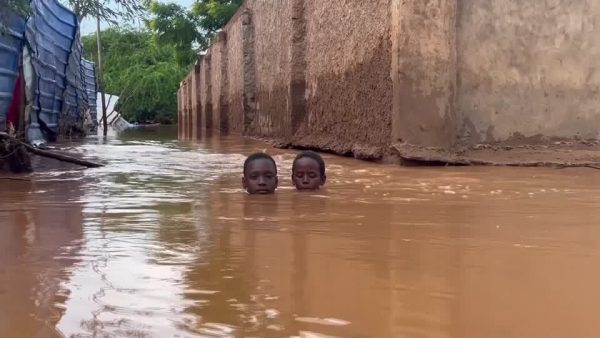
[321, 174, 327, 185]
[275, 176, 279, 187]
[242, 176, 247, 189]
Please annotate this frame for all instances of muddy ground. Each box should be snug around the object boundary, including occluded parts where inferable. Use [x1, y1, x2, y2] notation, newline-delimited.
[392, 139, 600, 168]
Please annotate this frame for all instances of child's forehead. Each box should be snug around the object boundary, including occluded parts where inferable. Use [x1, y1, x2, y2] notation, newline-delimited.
[294, 156, 320, 166]
[246, 158, 277, 170]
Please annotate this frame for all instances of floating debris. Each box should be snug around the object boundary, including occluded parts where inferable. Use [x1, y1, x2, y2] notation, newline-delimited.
[295, 317, 351, 326]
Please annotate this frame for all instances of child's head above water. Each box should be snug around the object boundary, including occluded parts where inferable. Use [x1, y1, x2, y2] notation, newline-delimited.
[243, 152, 278, 194]
[292, 151, 326, 191]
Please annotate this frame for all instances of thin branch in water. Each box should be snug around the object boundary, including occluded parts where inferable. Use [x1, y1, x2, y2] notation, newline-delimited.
[0, 177, 31, 181]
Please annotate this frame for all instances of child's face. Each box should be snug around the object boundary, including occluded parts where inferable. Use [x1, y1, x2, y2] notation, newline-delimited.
[292, 157, 325, 191]
[243, 159, 278, 194]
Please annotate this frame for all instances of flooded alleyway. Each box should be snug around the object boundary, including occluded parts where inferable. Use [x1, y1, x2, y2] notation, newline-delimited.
[2, 126, 600, 338]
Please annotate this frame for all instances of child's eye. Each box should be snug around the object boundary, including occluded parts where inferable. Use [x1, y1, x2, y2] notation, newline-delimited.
[309, 173, 317, 178]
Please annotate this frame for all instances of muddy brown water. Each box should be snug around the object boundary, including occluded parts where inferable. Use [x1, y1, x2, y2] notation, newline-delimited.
[2, 126, 600, 338]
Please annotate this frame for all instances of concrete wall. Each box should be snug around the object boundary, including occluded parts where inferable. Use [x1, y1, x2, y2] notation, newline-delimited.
[201, 55, 212, 132]
[177, 74, 191, 140]
[390, 0, 457, 148]
[457, 0, 600, 144]
[209, 35, 227, 134]
[225, 15, 245, 134]
[193, 63, 202, 139]
[250, 0, 293, 138]
[178, 0, 600, 159]
[177, 84, 182, 138]
[177, 80, 182, 138]
[294, 0, 392, 158]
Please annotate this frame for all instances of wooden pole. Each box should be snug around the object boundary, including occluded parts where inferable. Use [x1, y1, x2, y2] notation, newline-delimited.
[25, 143, 104, 168]
[0, 133, 104, 168]
[96, 16, 108, 137]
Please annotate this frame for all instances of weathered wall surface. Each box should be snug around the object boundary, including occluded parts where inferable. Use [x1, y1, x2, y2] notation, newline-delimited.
[177, 84, 182, 138]
[294, 0, 392, 158]
[187, 73, 194, 139]
[249, 0, 293, 138]
[391, 0, 457, 148]
[457, 0, 600, 144]
[200, 55, 212, 132]
[225, 16, 245, 134]
[192, 64, 201, 140]
[187, 72, 194, 138]
[178, 0, 600, 163]
[184, 74, 190, 138]
[178, 73, 192, 140]
[209, 35, 227, 134]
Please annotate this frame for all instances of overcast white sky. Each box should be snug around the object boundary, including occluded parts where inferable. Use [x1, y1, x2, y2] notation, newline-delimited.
[79, 0, 195, 36]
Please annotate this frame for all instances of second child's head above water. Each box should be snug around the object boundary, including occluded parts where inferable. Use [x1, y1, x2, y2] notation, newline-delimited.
[242, 153, 278, 194]
[292, 151, 326, 191]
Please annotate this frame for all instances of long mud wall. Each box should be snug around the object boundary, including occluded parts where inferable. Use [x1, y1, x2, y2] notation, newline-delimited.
[178, 0, 600, 162]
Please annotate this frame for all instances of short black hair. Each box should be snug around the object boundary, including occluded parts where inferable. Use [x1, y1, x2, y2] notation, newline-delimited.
[244, 152, 277, 175]
[292, 151, 325, 177]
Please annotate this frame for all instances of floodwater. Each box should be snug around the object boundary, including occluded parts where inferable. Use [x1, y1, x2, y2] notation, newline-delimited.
[2, 126, 600, 338]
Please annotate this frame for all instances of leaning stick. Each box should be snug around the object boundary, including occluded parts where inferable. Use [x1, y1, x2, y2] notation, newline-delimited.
[0, 133, 104, 168]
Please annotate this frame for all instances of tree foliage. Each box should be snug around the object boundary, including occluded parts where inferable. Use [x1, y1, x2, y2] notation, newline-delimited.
[2, 0, 242, 124]
[145, 0, 242, 58]
[66, 0, 144, 23]
[191, 0, 243, 36]
[1, 0, 144, 31]
[82, 28, 188, 124]
[145, 1, 201, 66]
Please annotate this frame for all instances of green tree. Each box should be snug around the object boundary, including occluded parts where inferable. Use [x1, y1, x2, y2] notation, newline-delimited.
[145, 1, 201, 66]
[1, 0, 144, 25]
[145, 0, 242, 60]
[82, 28, 188, 124]
[191, 0, 243, 36]
[66, 0, 144, 23]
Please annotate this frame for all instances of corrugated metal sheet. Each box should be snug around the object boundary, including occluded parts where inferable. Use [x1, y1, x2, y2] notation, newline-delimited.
[63, 30, 86, 132]
[82, 59, 97, 127]
[25, 0, 77, 140]
[0, 14, 26, 130]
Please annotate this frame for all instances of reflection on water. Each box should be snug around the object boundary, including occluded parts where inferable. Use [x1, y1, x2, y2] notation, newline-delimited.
[2, 126, 600, 337]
